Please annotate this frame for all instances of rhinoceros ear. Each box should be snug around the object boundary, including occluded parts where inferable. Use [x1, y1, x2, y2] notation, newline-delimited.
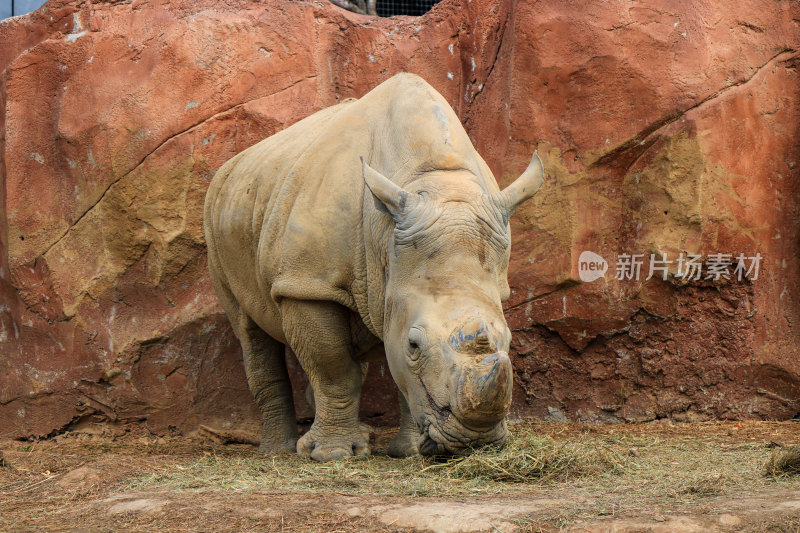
[360, 156, 412, 220]
[492, 150, 545, 220]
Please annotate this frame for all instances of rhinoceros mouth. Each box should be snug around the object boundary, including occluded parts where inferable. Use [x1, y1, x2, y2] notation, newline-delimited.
[417, 415, 508, 456]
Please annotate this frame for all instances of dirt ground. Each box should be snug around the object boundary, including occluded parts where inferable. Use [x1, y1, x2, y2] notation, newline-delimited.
[2, 421, 800, 532]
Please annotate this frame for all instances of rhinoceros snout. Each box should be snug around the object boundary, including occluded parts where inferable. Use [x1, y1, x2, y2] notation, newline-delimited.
[453, 351, 513, 429]
[448, 319, 496, 354]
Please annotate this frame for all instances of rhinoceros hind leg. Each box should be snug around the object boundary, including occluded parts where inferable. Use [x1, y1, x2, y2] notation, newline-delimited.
[211, 276, 298, 454]
[388, 392, 419, 458]
[282, 299, 369, 461]
[235, 316, 298, 455]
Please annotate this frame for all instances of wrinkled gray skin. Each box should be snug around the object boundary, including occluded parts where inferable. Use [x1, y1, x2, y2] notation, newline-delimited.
[203, 73, 544, 461]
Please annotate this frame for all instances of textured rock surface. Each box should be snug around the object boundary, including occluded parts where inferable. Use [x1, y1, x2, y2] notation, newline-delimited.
[0, 0, 798, 438]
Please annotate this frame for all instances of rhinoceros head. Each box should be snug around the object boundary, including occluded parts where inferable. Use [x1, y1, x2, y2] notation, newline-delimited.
[361, 152, 544, 455]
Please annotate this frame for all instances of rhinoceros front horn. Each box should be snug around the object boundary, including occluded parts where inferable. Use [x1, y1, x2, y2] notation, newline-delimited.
[360, 156, 414, 219]
[491, 150, 545, 220]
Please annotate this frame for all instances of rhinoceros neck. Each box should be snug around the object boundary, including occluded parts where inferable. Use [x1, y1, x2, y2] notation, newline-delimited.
[356, 188, 392, 341]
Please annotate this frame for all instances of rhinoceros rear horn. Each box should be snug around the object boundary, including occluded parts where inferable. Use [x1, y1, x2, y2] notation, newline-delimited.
[492, 151, 545, 220]
[361, 156, 412, 220]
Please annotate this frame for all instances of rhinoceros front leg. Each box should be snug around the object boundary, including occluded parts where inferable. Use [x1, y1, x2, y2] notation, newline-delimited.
[282, 299, 368, 461]
[305, 362, 375, 445]
[387, 391, 420, 457]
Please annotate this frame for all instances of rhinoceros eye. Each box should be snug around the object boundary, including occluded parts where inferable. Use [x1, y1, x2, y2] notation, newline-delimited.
[408, 328, 425, 361]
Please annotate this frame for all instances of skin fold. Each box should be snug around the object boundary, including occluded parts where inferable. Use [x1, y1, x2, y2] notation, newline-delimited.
[203, 73, 544, 461]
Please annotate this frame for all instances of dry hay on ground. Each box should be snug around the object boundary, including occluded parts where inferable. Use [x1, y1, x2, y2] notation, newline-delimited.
[2, 421, 800, 532]
[766, 444, 800, 478]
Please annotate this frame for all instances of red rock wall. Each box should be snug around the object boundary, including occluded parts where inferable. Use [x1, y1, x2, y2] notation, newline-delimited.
[1, 0, 798, 438]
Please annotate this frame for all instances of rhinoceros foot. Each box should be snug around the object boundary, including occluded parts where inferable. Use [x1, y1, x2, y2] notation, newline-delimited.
[387, 428, 419, 458]
[360, 423, 376, 443]
[297, 424, 370, 462]
[257, 437, 298, 455]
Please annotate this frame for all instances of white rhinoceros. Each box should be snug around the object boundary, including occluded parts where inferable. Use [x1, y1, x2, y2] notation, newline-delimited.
[203, 73, 544, 461]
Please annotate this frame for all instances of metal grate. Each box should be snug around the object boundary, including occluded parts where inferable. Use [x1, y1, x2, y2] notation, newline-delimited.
[377, 0, 439, 16]
[0, 0, 441, 20]
[329, 0, 440, 17]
